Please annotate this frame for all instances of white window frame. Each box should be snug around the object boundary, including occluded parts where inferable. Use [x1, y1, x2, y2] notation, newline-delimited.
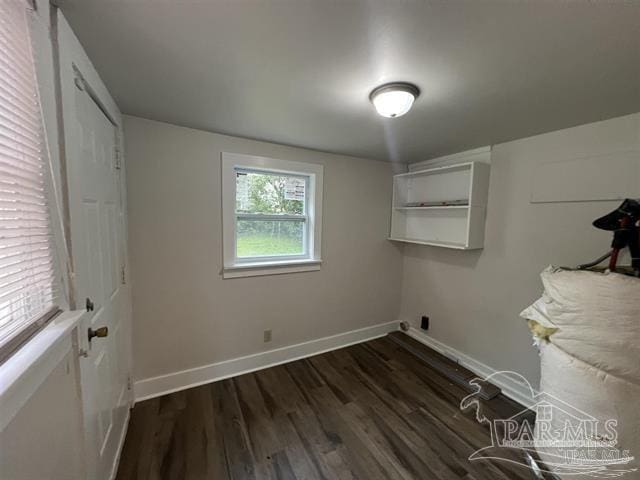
[221, 152, 323, 279]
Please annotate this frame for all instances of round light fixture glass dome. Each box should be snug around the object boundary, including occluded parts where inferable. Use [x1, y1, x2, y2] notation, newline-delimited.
[370, 82, 419, 118]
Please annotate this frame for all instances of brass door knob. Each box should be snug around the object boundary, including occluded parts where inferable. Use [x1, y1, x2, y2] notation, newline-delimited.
[88, 326, 108, 342]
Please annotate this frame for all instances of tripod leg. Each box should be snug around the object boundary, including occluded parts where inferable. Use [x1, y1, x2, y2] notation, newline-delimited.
[577, 250, 612, 270]
[629, 227, 640, 275]
[609, 248, 620, 272]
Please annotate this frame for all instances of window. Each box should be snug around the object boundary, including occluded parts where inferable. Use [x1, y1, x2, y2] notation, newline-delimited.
[222, 153, 323, 278]
[235, 170, 307, 258]
[0, 0, 60, 362]
[538, 404, 553, 422]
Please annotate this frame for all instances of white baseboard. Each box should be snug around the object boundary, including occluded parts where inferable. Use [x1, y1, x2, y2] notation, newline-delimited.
[134, 321, 400, 402]
[406, 328, 535, 409]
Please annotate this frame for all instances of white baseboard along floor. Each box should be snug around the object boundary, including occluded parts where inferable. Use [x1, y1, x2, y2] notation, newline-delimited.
[133, 321, 399, 402]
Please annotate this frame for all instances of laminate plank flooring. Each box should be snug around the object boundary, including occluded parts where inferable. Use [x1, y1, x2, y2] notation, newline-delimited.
[116, 335, 542, 480]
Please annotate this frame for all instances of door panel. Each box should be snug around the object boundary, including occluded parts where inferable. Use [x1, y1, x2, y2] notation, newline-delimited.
[66, 71, 130, 480]
[105, 202, 119, 298]
[82, 201, 101, 303]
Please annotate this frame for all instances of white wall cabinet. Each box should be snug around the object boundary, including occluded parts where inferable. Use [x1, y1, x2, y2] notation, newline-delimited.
[389, 161, 490, 249]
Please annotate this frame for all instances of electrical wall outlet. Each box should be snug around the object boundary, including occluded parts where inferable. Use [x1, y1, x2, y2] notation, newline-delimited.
[421, 316, 429, 330]
[263, 329, 272, 343]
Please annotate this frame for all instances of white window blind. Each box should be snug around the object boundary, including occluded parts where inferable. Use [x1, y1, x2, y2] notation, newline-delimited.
[0, 0, 60, 359]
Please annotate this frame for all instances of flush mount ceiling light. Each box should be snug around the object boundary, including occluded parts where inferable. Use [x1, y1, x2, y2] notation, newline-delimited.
[370, 82, 420, 118]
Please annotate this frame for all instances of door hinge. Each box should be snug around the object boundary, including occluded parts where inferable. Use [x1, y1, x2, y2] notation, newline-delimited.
[121, 265, 126, 285]
[114, 145, 122, 170]
[127, 376, 132, 391]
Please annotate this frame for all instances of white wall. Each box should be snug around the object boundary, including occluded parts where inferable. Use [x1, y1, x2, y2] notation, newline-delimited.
[125, 116, 404, 383]
[127, 113, 639, 393]
[0, 350, 84, 480]
[399, 113, 640, 387]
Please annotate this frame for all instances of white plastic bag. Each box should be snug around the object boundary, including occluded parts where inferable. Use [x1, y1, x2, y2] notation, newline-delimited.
[536, 342, 640, 479]
[521, 266, 640, 384]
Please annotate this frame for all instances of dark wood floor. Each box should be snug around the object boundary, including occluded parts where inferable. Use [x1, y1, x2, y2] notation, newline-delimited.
[116, 334, 539, 480]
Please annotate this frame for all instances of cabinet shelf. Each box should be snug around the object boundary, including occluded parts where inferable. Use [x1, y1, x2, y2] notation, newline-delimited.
[388, 237, 477, 250]
[394, 205, 469, 211]
[389, 161, 490, 249]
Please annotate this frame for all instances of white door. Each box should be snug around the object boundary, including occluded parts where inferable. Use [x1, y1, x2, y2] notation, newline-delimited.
[66, 71, 131, 480]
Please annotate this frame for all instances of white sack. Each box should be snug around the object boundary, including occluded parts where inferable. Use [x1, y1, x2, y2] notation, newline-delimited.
[537, 342, 639, 479]
[521, 266, 640, 384]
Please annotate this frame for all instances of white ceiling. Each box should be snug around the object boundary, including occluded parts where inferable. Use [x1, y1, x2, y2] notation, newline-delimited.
[57, 1, 640, 163]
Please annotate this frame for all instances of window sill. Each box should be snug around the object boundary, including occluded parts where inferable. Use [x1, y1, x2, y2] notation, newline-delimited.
[223, 259, 322, 279]
[0, 309, 86, 431]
